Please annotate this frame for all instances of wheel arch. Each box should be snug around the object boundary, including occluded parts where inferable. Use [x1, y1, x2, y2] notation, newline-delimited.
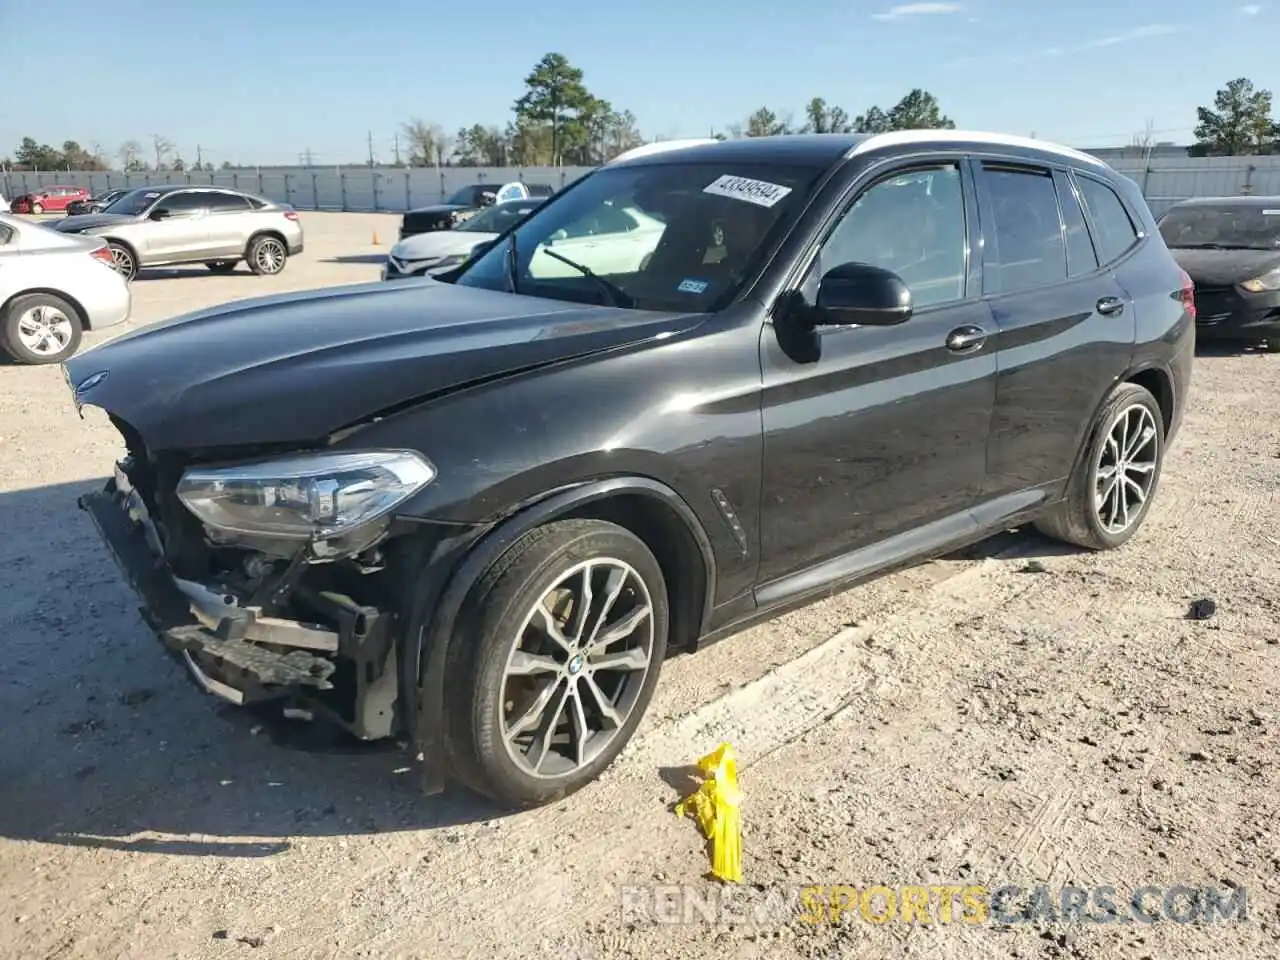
[1065, 361, 1175, 488]
[244, 229, 287, 257]
[401, 476, 717, 794]
[1, 287, 90, 329]
[102, 235, 139, 271]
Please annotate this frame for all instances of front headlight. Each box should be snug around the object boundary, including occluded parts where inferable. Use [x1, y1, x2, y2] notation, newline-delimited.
[175, 450, 435, 541]
[432, 253, 466, 268]
[1240, 268, 1280, 293]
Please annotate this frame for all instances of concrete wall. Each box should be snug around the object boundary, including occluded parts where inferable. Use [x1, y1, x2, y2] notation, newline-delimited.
[0, 166, 596, 213]
[7, 155, 1280, 218]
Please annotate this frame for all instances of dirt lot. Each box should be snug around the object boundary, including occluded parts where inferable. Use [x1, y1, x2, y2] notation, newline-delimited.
[1, 212, 1277, 959]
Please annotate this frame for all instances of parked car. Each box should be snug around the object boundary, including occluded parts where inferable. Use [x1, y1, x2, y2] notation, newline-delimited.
[66, 188, 132, 217]
[50, 185, 303, 280]
[1158, 195, 1280, 351]
[10, 185, 91, 215]
[399, 181, 555, 239]
[0, 214, 130, 364]
[67, 131, 1193, 810]
[384, 197, 546, 279]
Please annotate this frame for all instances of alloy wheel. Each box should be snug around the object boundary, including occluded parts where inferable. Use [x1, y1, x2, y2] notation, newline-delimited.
[16, 304, 74, 358]
[1094, 403, 1159, 534]
[500, 558, 655, 780]
[110, 246, 135, 277]
[254, 239, 285, 273]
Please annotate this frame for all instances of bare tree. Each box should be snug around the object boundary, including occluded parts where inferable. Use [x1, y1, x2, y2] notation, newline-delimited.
[118, 139, 144, 171]
[151, 134, 174, 170]
[1129, 118, 1157, 159]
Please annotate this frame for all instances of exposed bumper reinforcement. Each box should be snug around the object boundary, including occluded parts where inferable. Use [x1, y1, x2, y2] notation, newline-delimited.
[79, 482, 336, 705]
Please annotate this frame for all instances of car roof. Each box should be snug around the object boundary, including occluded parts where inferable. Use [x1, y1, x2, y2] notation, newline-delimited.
[608, 130, 1108, 172]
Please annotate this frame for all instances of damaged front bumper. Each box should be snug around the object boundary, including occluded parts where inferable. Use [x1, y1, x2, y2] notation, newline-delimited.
[80, 463, 399, 738]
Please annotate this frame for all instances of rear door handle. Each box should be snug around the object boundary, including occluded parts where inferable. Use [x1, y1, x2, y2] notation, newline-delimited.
[1096, 296, 1126, 316]
[945, 325, 987, 353]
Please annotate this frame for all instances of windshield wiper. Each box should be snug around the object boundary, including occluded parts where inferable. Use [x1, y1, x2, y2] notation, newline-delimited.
[538, 248, 633, 307]
[505, 232, 519, 294]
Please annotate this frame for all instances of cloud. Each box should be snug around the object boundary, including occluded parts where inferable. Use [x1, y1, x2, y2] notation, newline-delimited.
[1077, 23, 1180, 48]
[872, 3, 963, 21]
[1240, 3, 1264, 13]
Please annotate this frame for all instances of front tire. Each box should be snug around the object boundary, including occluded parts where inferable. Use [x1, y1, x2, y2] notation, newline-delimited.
[30, 202, 44, 215]
[106, 241, 137, 281]
[1, 292, 83, 364]
[443, 519, 669, 808]
[246, 235, 287, 275]
[1035, 382, 1164, 550]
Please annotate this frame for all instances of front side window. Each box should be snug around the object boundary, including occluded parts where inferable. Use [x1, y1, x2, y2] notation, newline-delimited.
[157, 192, 208, 214]
[453, 161, 822, 312]
[105, 189, 165, 217]
[981, 164, 1067, 295]
[1158, 202, 1280, 251]
[815, 164, 968, 309]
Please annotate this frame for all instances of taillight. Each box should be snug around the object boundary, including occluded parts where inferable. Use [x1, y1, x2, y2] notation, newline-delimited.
[89, 245, 115, 268]
[1177, 267, 1195, 321]
[283, 211, 299, 221]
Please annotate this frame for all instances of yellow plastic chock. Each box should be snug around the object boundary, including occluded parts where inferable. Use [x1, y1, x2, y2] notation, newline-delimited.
[674, 742, 743, 883]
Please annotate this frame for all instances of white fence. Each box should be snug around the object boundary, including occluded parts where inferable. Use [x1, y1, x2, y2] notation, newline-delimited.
[7, 155, 1280, 217]
[0, 166, 596, 213]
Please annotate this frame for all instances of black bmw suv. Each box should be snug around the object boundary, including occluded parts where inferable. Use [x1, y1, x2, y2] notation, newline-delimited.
[65, 132, 1194, 809]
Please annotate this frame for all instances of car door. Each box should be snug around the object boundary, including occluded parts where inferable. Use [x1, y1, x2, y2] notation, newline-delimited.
[973, 157, 1135, 499]
[756, 157, 997, 587]
[140, 190, 213, 261]
[202, 191, 255, 257]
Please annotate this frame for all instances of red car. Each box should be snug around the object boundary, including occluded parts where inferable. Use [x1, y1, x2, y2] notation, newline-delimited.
[10, 185, 91, 214]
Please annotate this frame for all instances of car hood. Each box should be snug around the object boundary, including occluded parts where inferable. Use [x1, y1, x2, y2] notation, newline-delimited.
[64, 279, 702, 451]
[1169, 247, 1280, 287]
[52, 213, 139, 233]
[390, 230, 496, 261]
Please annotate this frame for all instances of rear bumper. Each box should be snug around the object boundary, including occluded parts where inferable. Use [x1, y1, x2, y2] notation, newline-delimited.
[79, 469, 340, 708]
[84, 274, 132, 330]
[288, 237, 305, 255]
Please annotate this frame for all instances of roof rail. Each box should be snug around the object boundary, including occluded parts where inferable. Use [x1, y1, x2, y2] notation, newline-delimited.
[847, 130, 1108, 168]
[607, 139, 721, 165]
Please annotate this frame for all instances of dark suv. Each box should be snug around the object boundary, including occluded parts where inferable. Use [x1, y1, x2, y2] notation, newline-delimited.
[66, 132, 1194, 809]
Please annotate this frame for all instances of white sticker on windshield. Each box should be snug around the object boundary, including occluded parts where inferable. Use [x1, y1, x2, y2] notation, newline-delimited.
[1264, 209, 1280, 215]
[702, 175, 792, 208]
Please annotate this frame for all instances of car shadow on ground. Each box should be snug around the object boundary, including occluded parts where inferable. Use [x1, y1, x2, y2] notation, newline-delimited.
[0, 479, 1077, 861]
[0, 478, 503, 860]
[323, 254, 388, 265]
[134, 268, 257, 281]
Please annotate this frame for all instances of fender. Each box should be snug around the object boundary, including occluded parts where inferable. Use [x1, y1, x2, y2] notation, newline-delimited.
[402, 475, 718, 795]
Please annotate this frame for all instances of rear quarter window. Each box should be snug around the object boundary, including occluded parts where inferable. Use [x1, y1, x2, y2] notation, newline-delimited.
[1076, 175, 1140, 265]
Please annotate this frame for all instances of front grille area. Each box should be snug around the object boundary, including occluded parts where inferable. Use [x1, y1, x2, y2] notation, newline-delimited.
[1192, 284, 1241, 325]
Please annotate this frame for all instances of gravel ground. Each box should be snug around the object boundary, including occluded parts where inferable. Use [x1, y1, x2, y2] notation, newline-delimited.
[1, 213, 1276, 959]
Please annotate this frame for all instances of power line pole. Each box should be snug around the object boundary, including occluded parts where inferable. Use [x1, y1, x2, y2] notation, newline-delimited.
[300, 147, 314, 167]
[392, 132, 402, 167]
[367, 130, 375, 167]
[196, 144, 203, 169]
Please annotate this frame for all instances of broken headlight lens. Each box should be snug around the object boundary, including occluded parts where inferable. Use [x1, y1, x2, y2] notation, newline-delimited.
[175, 450, 435, 541]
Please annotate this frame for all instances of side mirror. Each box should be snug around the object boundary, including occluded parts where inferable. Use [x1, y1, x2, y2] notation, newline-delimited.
[815, 262, 913, 326]
[149, 207, 171, 220]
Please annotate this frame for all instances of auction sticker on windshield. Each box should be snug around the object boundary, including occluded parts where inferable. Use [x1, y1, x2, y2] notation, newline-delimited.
[703, 175, 793, 208]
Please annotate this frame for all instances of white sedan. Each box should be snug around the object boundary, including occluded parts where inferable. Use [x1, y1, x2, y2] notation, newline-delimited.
[0, 214, 131, 364]
[384, 197, 546, 280]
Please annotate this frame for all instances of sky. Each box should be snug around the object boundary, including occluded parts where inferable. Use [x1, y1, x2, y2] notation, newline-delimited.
[3, 0, 1276, 167]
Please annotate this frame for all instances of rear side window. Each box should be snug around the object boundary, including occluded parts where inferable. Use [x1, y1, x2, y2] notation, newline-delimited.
[1076, 175, 1139, 264]
[980, 164, 1066, 294]
[1053, 170, 1098, 276]
[205, 192, 252, 211]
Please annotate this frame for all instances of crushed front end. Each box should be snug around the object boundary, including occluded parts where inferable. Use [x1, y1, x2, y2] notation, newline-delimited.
[80, 416, 433, 741]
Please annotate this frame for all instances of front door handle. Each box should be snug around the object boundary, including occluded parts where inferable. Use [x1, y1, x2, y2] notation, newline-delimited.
[1096, 296, 1126, 316]
[945, 325, 987, 353]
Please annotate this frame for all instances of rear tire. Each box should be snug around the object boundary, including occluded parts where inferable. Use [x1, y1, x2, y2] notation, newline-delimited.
[1034, 382, 1164, 550]
[30, 202, 44, 215]
[205, 260, 239, 274]
[1, 292, 83, 365]
[442, 519, 669, 809]
[107, 241, 137, 281]
[246, 235, 287, 275]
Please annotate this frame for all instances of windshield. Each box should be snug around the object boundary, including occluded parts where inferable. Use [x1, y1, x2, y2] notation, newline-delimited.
[1158, 204, 1280, 249]
[452, 161, 820, 312]
[103, 189, 162, 216]
[458, 200, 542, 234]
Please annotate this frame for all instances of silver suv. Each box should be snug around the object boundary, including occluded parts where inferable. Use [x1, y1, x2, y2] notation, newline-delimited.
[51, 185, 304, 281]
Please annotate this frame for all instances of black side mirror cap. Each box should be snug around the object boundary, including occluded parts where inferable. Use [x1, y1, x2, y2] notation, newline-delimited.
[149, 208, 171, 220]
[815, 261, 913, 326]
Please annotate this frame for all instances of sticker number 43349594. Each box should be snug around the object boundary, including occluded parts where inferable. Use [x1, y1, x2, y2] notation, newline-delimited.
[703, 175, 793, 208]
